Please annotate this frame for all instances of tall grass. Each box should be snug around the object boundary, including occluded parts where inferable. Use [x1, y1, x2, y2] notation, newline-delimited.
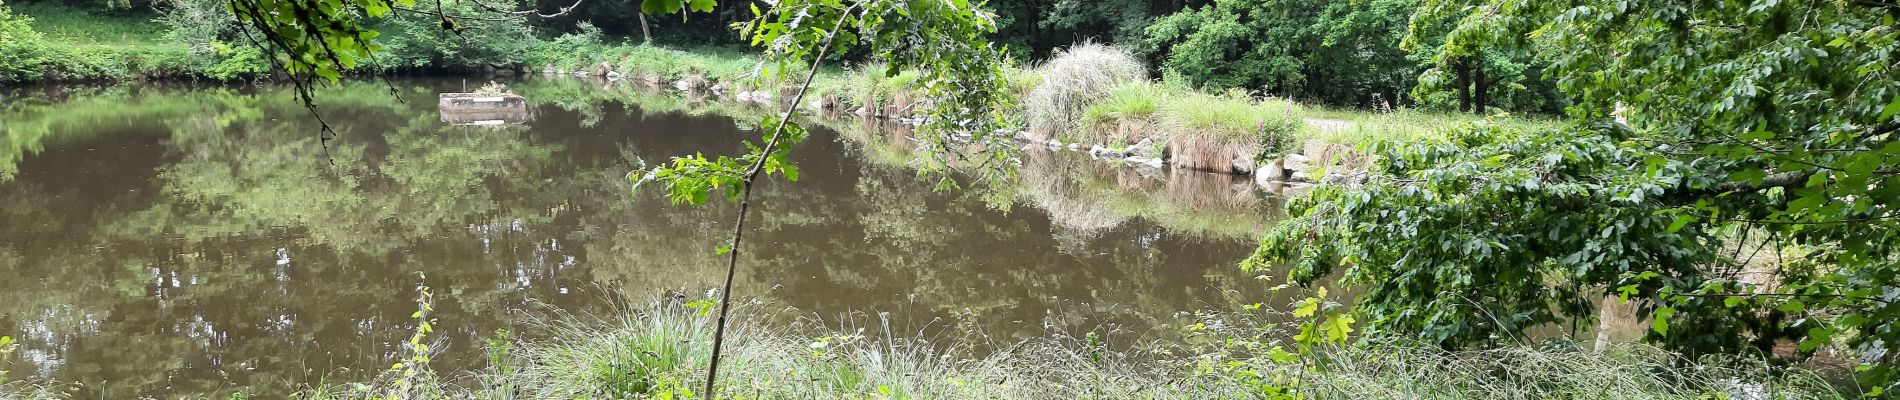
[293, 299, 1845, 400]
[1024, 42, 1145, 141]
[1299, 108, 1558, 146]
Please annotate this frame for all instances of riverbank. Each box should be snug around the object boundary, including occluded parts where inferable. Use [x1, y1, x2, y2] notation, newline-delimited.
[0, 4, 267, 82]
[519, 35, 1555, 186]
[1, 3, 1548, 185]
[283, 299, 1843, 399]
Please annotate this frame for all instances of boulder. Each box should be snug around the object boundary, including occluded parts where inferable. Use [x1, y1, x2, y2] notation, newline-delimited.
[605, 71, 624, 79]
[1047, 139, 1063, 148]
[541, 65, 556, 75]
[1089, 145, 1114, 158]
[1284, 153, 1312, 173]
[1124, 137, 1158, 157]
[1231, 156, 1256, 175]
[1255, 159, 1285, 186]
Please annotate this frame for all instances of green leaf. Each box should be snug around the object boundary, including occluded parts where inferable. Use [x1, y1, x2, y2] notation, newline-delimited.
[715, 244, 731, 255]
[1292, 298, 1319, 318]
[1651, 307, 1676, 336]
[1882, 95, 1900, 120]
[688, 0, 715, 13]
[1778, 300, 1806, 314]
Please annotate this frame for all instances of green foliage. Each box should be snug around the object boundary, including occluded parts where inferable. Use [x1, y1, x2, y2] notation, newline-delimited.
[0, 1, 46, 82]
[1142, 0, 1423, 108]
[1, 335, 13, 380]
[0, 2, 264, 82]
[1040, 0, 1154, 47]
[364, 0, 539, 71]
[200, 41, 268, 80]
[154, 0, 233, 54]
[634, 116, 808, 206]
[1258, 0, 1900, 395]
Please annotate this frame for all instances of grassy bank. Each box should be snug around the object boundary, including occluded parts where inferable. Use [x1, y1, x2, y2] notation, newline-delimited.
[283, 300, 1843, 399]
[0, 3, 268, 82]
[0, 2, 269, 82]
[517, 36, 1550, 179]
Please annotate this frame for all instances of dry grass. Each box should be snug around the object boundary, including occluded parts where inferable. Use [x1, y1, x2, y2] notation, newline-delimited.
[1024, 42, 1145, 141]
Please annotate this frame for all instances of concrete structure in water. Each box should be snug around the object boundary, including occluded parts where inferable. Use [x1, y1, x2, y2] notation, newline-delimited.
[438, 93, 531, 126]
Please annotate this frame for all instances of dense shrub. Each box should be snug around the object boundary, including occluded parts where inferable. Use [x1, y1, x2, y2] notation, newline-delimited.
[0, 2, 48, 82]
[366, 0, 539, 71]
[1023, 42, 1144, 140]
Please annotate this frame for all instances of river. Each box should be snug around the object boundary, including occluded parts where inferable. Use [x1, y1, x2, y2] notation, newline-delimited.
[0, 77, 1288, 398]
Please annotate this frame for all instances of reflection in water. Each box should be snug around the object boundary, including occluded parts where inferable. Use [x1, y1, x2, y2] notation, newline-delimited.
[0, 78, 1285, 398]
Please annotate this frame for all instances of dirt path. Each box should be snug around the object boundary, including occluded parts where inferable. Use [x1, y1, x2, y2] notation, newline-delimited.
[1302, 117, 1354, 135]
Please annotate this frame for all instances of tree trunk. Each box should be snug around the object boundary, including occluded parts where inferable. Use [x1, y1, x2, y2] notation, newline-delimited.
[638, 12, 652, 43]
[1473, 60, 1489, 115]
[1455, 59, 1472, 113]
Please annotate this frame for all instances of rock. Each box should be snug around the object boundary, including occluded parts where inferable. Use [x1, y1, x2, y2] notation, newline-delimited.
[1291, 169, 1311, 182]
[1124, 137, 1159, 157]
[1284, 153, 1312, 172]
[673, 79, 692, 91]
[1231, 156, 1256, 175]
[749, 91, 773, 104]
[1258, 180, 1285, 195]
[605, 71, 624, 79]
[1047, 139, 1063, 148]
[1089, 145, 1113, 157]
[1255, 159, 1285, 186]
[541, 65, 556, 75]
[595, 62, 612, 77]
[1067, 143, 1083, 150]
[852, 107, 870, 116]
[570, 70, 590, 77]
[736, 91, 754, 103]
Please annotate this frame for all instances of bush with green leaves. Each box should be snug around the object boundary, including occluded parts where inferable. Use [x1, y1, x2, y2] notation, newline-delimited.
[1142, 0, 1421, 108]
[365, 0, 539, 71]
[1255, 0, 1900, 395]
[0, 2, 48, 82]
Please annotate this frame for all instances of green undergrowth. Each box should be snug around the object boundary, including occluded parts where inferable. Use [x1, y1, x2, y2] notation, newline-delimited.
[286, 299, 1844, 400]
[1, 3, 264, 82]
[1298, 107, 1561, 148]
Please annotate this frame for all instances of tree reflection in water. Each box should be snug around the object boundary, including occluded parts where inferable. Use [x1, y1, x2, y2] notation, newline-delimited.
[0, 78, 1289, 398]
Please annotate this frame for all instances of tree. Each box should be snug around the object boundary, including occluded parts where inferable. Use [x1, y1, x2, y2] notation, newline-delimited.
[1255, 0, 1900, 394]
[1141, 0, 1426, 108]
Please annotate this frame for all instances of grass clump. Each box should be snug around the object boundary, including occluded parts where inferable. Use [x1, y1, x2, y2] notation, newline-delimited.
[1024, 42, 1145, 141]
[1156, 90, 1304, 170]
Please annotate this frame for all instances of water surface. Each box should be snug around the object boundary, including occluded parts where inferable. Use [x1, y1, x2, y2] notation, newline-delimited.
[0, 78, 1283, 397]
